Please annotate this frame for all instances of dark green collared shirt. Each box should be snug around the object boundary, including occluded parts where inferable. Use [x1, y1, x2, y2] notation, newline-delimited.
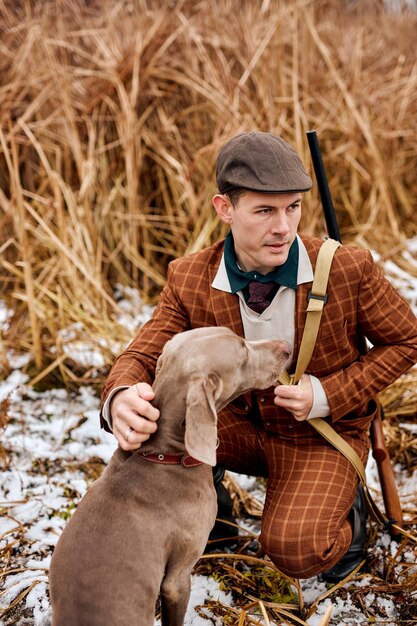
[223, 231, 299, 296]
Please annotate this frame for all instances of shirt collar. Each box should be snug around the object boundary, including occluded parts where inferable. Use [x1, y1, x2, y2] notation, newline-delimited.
[212, 235, 313, 293]
[223, 231, 299, 294]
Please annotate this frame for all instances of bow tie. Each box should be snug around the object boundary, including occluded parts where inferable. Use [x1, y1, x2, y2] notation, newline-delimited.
[246, 281, 278, 314]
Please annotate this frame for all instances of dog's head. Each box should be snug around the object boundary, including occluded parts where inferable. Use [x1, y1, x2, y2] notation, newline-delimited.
[155, 327, 290, 466]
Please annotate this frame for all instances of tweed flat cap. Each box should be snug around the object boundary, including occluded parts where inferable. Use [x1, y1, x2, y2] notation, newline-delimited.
[216, 131, 312, 194]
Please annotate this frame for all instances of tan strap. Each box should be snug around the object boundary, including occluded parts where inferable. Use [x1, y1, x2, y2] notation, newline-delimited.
[277, 238, 389, 526]
[309, 418, 386, 525]
[278, 238, 340, 386]
[309, 418, 366, 484]
[293, 238, 340, 384]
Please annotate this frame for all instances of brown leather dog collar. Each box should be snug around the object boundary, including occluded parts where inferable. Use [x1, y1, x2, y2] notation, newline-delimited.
[138, 451, 203, 467]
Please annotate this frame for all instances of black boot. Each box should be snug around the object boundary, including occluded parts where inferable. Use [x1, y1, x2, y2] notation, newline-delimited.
[205, 466, 238, 552]
[320, 485, 368, 583]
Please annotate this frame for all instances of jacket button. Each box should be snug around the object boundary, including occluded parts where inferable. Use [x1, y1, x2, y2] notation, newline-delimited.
[288, 423, 294, 429]
[244, 404, 249, 412]
[265, 421, 271, 426]
[259, 396, 265, 403]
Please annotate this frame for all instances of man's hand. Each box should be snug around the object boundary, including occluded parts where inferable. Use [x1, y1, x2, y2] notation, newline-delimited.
[273, 374, 313, 421]
[110, 383, 160, 450]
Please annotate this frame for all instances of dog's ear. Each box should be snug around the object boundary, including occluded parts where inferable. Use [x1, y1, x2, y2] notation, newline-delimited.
[184, 372, 222, 467]
[155, 353, 163, 377]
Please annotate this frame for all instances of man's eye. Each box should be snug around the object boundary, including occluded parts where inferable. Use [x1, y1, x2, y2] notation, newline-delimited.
[258, 208, 272, 214]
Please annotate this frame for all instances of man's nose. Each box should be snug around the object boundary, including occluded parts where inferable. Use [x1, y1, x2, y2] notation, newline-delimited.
[270, 212, 290, 236]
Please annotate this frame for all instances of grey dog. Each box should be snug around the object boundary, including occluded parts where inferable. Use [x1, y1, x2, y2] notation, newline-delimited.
[49, 327, 290, 626]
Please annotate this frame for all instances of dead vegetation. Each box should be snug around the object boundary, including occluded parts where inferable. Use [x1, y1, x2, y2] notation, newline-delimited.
[0, 0, 416, 383]
[1, 454, 416, 625]
[0, 1, 416, 623]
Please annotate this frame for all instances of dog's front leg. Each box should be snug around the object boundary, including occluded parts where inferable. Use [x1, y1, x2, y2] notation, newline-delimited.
[159, 568, 192, 626]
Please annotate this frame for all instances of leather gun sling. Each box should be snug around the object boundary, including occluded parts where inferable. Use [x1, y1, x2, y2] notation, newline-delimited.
[278, 238, 387, 526]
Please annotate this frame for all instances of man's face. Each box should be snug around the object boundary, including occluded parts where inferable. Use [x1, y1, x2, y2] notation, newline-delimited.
[213, 190, 302, 274]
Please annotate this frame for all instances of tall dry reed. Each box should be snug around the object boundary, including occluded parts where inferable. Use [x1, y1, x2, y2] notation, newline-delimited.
[0, 0, 416, 381]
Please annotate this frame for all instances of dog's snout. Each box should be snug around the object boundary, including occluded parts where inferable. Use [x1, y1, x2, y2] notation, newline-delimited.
[251, 338, 292, 361]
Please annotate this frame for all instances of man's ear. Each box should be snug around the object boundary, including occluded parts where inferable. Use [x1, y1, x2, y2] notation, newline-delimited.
[212, 194, 233, 224]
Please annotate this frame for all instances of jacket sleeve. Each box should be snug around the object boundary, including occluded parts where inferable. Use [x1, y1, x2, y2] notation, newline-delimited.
[320, 250, 417, 421]
[99, 261, 191, 429]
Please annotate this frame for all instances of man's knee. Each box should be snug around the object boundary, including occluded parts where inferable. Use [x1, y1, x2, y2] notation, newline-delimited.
[260, 519, 351, 579]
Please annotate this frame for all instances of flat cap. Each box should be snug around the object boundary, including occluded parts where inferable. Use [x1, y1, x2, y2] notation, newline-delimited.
[216, 131, 312, 194]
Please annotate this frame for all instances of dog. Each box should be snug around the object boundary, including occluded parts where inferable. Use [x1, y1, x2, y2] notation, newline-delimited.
[49, 327, 290, 626]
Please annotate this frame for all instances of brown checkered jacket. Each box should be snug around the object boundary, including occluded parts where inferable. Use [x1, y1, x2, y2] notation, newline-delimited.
[101, 235, 417, 433]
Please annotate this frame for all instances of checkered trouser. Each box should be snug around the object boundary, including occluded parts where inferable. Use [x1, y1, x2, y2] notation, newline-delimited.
[216, 407, 370, 579]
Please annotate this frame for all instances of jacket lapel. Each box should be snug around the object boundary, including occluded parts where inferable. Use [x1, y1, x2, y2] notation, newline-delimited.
[208, 264, 244, 337]
[291, 235, 317, 374]
[207, 235, 318, 358]
[291, 282, 310, 372]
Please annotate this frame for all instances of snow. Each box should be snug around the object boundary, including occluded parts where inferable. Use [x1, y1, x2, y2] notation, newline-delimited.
[154, 576, 234, 626]
[0, 302, 13, 332]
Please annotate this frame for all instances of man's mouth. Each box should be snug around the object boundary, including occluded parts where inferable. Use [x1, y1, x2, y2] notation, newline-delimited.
[265, 241, 289, 249]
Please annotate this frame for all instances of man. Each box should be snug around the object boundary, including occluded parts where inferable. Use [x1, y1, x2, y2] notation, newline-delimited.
[101, 131, 417, 581]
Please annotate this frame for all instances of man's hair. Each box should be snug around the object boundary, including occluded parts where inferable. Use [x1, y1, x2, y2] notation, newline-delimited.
[224, 187, 246, 208]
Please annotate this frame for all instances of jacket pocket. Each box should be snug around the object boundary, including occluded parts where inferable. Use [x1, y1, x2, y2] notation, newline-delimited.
[334, 398, 378, 433]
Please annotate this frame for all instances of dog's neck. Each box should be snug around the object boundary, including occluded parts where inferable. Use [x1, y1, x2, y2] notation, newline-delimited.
[138, 373, 188, 455]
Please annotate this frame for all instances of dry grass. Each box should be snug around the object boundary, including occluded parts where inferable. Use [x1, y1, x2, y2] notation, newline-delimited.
[1, 460, 416, 625]
[1, 5, 416, 622]
[0, 0, 416, 381]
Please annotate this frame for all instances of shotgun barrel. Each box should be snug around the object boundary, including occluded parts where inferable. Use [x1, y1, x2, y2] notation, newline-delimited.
[306, 129, 403, 534]
[306, 131, 341, 242]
